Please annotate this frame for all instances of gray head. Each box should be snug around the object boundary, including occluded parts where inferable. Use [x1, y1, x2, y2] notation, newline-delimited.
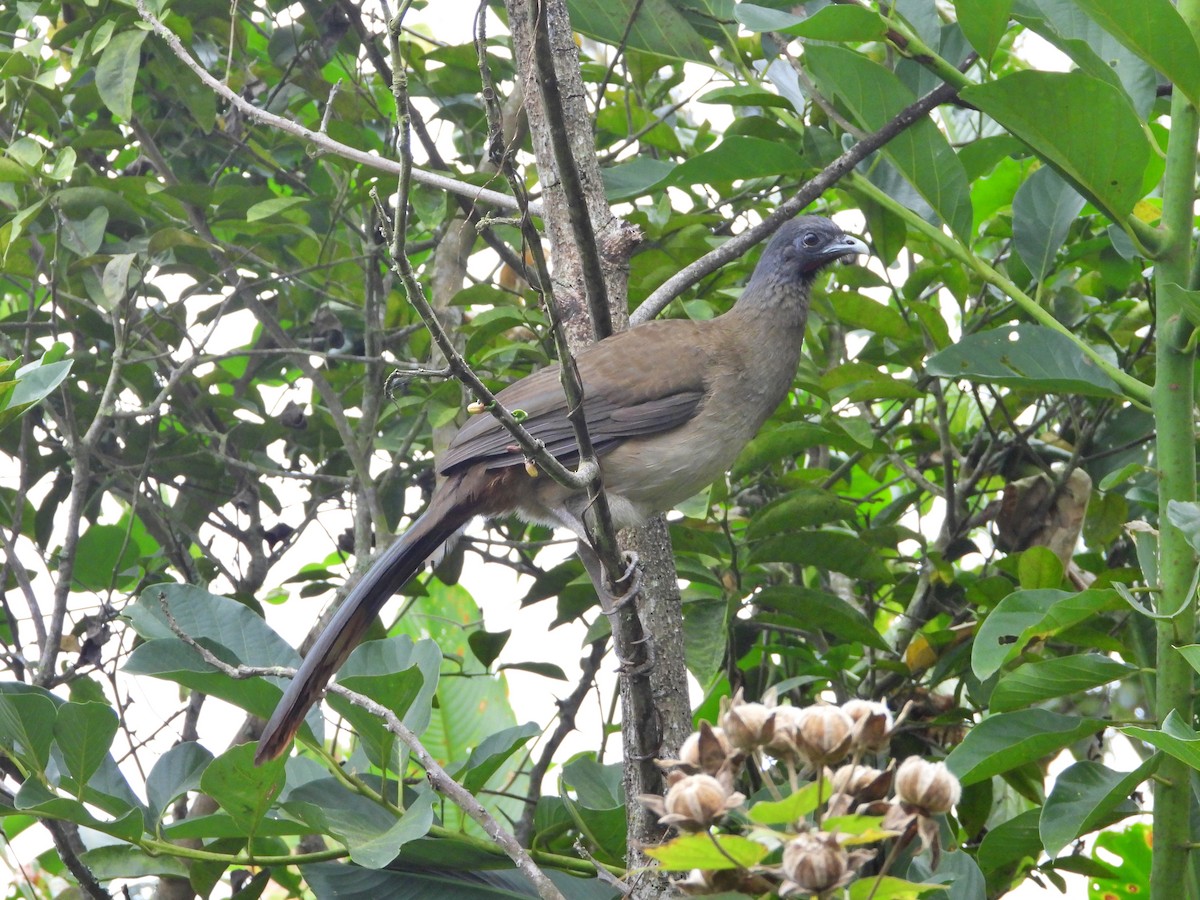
[750, 216, 869, 289]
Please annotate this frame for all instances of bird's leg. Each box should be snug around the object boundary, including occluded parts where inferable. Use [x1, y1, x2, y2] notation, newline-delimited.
[575, 540, 642, 614]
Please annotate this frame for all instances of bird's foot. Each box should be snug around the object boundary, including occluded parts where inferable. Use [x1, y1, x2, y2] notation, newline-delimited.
[616, 635, 655, 677]
[604, 554, 643, 619]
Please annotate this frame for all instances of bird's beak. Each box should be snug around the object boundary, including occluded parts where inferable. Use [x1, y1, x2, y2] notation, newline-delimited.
[829, 234, 870, 265]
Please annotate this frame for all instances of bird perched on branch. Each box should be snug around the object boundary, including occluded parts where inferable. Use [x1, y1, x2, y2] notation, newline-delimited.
[255, 215, 868, 764]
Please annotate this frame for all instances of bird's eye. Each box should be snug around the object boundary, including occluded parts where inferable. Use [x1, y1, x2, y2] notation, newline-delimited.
[802, 232, 821, 247]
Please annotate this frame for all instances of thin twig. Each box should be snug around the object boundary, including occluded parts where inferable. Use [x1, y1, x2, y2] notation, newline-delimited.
[134, 0, 537, 216]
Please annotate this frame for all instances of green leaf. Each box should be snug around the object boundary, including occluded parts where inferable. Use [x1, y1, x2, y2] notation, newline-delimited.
[454, 722, 540, 793]
[847, 877, 944, 899]
[0, 355, 73, 431]
[972, 588, 1122, 680]
[990, 653, 1137, 713]
[1070, 0, 1200, 106]
[54, 702, 119, 786]
[946, 710, 1105, 785]
[1017, 546, 1064, 590]
[467, 628, 510, 668]
[245, 196, 308, 222]
[559, 757, 627, 864]
[1040, 756, 1158, 858]
[146, 742, 213, 826]
[829, 291, 913, 342]
[804, 45, 973, 242]
[101, 252, 136, 308]
[755, 586, 889, 651]
[0, 691, 56, 772]
[602, 157, 675, 202]
[737, 3, 887, 41]
[96, 30, 149, 120]
[1086, 823, 1152, 897]
[669, 136, 805, 185]
[1013, 166, 1086, 280]
[734, 422, 856, 476]
[926, 324, 1123, 397]
[960, 71, 1150, 221]
[566, 0, 711, 63]
[953, 0, 1013, 61]
[283, 779, 435, 869]
[977, 807, 1041, 872]
[335, 636, 441, 739]
[199, 743, 284, 836]
[60, 206, 109, 257]
[746, 777, 830, 824]
[1166, 500, 1200, 556]
[643, 832, 769, 871]
[124, 585, 323, 744]
[14, 779, 144, 843]
[751, 530, 891, 582]
[746, 487, 855, 538]
[1124, 710, 1200, 771]
[78, 845, 190, 880]
[74, 523, 141, 591]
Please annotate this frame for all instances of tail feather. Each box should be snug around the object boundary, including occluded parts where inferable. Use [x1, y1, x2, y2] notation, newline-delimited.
[255, 479, 475, 764]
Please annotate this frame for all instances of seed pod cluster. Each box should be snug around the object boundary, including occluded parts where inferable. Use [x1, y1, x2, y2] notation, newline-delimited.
[640, 690, 963, 897]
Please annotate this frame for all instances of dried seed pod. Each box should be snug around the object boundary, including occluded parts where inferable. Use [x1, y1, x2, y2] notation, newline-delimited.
[895, 757, 961, 814]
[678, 722, 733, 775]
[842, 699, 893, 753]
[781, 832, 850, 894]
[792, 704, 854, 768]
[764, 704, 805, 762]
[720, 689, 776, 752]
[648, 772, 745, 832]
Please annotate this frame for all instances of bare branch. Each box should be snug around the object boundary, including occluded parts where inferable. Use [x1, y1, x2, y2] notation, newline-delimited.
[134, 0, 538, 216]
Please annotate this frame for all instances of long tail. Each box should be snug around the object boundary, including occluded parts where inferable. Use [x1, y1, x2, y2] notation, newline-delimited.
[255, 473, 480, 764]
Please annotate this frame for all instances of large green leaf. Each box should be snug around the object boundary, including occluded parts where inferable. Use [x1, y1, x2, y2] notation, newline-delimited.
[960, 70, 1150, 221]
[0, 691, 56, 773]
[1013, 166, 1086, 281]
[198, 743, 284, 837]
[751, 530, 891, 581]
[1039, 756, 1157, 858]
[283, 779, 435, 869]
[952, 0, 1013, 61]
[972, 588, 1122, 679]
[566, 0, 711, 62]
[755, 585, 889, 651]
[669, 136, 805, 185]
[946, 710, 1105, 785]
[926, 324, 1124, 397]
[804, 45, 973, 242]
[643, 832, 769, 870]
[1014, 0, 1160, 119]
[736, 3, 887, 41]
[990, 653, 1136, 712]
[1070, 0, 1200, 105]
[54, 702, 119, 786]
[302, 860, 619, 899]
[146, 742, 214, 826]
[1124, 710, 1200, 770]
[96, 30, 149, 121]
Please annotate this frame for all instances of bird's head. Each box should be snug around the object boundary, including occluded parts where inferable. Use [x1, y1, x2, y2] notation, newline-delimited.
[755, 216, 870, 287]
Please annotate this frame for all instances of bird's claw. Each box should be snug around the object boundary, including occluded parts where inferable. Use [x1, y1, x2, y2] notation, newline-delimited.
[602, 551, 642, 613]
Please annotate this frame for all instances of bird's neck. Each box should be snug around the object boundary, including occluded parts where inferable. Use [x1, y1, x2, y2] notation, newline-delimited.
[730, 272, 812, 332]
[716, 275, 811, 422]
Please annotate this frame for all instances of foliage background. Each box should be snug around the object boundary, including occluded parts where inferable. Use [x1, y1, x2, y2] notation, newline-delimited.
[0, 0, 1196, 897]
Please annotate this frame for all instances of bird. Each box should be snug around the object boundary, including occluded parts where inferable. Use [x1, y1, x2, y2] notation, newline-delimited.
[255, 215, 868, 764]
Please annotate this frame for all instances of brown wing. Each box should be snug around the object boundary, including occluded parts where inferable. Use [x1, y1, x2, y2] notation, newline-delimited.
[439, 319, 710, 474]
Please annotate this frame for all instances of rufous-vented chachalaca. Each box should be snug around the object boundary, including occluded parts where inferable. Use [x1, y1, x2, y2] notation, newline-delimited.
[255, 215, 868, 763]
